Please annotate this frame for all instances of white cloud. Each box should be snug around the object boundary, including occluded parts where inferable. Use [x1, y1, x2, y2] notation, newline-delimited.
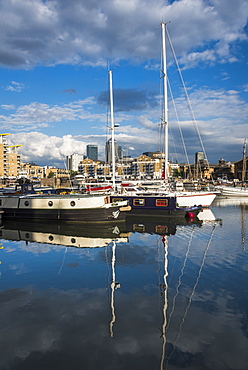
[2, 82, 248, 165]
[9, 132, 87, 166]
[0, 0, 247, 68]
[1, 104, 16, 110]
[0, 98, 100, 130]
[3, 81, 26, 92]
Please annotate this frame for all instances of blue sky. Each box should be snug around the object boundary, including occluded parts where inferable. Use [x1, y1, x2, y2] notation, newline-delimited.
[0, 0, 247, 168]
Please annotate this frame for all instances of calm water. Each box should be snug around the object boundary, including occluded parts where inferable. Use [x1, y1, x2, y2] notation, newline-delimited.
[0, 198, 247, 370]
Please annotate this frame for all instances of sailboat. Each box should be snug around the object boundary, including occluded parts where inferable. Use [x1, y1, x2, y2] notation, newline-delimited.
[217, 139, 248, 198]
[109, 23, 216, 208]
[108, 69, 202, 219]
[157, 22, 216, 207]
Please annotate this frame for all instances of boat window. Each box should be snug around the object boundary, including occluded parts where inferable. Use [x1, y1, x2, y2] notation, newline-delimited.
[133, 224, 145, 232]
[70, 201, 76, 207]
[155, 225, 168, 234]
[156, 199, 168, 207]
[24, 201, 29, 207]
[48, 201, 53, 207]
[112, 198, 123, 202]
[133, 198, 145, 206]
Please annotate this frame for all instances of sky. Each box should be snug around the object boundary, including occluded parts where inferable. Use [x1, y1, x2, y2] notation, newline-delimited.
[0, 0, 247, 168]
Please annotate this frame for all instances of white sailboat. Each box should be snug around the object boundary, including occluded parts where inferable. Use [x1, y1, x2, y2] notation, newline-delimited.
[158, 22, 216, 207]
[217, 139, 248, 198]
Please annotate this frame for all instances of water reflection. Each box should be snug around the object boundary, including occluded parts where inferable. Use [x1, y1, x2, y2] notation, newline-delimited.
[0, 206, 248, 370]
[213, 197, 247, 250]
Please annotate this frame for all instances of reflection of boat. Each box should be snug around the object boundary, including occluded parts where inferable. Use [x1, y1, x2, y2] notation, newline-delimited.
[0, 184, 130, 222]
[213, 197, 248, 207]
[125, 215, 202, 236]
[213, 197, 247, 250]
[0, 220, 129, 248]
[197, 208, 219, 223]
[216, 186, 248, 198]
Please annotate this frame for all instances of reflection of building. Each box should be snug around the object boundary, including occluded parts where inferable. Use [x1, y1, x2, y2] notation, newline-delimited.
[86, 145, 98, 161]
[106, 139, 119, 164]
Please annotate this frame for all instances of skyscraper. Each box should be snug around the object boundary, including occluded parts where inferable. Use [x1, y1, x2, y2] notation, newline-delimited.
[86, 145, 98, 161]
[105, 139, 118, 163]
[195, 152, 205, 164]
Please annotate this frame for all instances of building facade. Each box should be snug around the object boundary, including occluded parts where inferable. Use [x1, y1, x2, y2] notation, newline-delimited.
[106, 139, 119, 164]
[0, 134, 22, 180]
[66, 154, 84, 172]
[86, 145, 98, 161]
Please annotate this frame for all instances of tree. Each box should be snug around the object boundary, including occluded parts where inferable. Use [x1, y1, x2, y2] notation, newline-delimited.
[70, 170, 78, 178]
[48, 171, 55, 178]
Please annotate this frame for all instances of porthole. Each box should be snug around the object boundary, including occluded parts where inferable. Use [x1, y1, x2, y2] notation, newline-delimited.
[71, 238, 76, 243]
[48, 235, 54, 241]
[25, 233, 30, 239]
[48, 201, 53, 207]
[24, 201, 29, 206]
[70, 201, 76, 207]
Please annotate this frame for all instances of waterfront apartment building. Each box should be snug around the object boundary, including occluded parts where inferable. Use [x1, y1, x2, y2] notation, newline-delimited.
[19, 162, 45, 180]
[78, 158, 107, 179]
[0, 134, 22, 179]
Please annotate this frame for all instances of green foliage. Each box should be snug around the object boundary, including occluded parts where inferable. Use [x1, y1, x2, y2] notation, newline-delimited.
[70, 170, 78, 178]
[47, 171, 55, 178]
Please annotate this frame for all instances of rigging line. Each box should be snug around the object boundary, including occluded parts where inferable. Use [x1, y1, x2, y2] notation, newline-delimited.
[165, 224, 217, 368]
[166, 225, 195, 330]
[167, 79, 192, 178]
[166, 29, 212, 175]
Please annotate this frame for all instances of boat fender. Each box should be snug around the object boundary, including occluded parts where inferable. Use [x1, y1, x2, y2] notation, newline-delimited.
[186, 212, 195, 218]
[105, 196, 111, 204]
[119, 205, 132, 212]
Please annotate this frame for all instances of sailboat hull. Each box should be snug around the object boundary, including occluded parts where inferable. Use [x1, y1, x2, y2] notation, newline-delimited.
[172, 192, 217, 207]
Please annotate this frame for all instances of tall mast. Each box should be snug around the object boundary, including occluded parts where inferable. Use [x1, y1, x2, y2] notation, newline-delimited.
[108, 70, 116, 189]
[242, 138, 247, 186]
[161, 22, 168, 181]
